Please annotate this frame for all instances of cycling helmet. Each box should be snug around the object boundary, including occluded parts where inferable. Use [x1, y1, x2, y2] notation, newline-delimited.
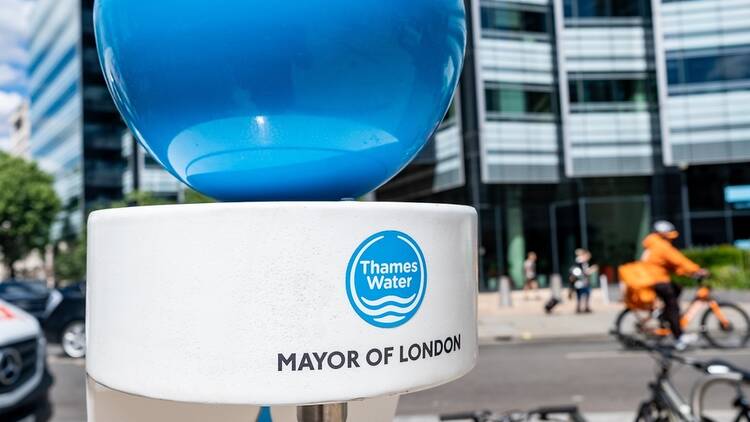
[653, 220, 679, 239]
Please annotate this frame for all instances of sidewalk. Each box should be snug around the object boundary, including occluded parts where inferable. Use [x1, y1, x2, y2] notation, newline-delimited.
[477, 287, 750, 344]
[478, 288, 620, 344]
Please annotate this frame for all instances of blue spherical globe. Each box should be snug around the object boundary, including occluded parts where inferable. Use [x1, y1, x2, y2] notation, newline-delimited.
[94, 0, 466, 201]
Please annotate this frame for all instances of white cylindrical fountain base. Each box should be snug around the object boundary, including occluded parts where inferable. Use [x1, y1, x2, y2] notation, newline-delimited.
[86, 202, 478, 409]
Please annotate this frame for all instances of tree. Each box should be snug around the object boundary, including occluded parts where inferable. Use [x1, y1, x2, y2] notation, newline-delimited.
[0, 153, 60, 278]
[54, 235, 86, 283]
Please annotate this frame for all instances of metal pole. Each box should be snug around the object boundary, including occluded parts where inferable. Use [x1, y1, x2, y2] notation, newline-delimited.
[550, 274, 562, 301]
[679, 168, 693, 248]
[297, 403, 348, 422]
[578, 197, 588, 251]
[599, 274, 609, 305]
[549, 204, 559, 276]
[500, 276, 512, 307]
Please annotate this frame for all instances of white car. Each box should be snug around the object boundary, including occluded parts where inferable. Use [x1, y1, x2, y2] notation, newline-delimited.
[0, 300, 52, 422]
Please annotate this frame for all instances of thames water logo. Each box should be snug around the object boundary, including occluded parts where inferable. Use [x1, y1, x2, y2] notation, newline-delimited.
[346, 231, 427, 328]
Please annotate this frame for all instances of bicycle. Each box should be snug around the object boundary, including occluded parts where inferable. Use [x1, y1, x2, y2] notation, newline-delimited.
[440, 405, 587, 422]
[614, 280, 750, 349]
[622, 334, 750, 422]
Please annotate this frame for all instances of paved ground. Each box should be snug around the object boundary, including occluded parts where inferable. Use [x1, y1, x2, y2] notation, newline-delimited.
[478, 288, 750, 343]
[44, 339, 750, 422]
[47, 347, 86, 422]
[397, 340, 750, 420]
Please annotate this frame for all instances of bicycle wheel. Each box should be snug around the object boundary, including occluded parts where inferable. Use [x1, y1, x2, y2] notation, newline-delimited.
[615, 308, 662, 348]
[701, 302, 750, 349]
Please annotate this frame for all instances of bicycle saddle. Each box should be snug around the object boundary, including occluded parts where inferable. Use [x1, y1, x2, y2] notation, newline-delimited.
[704, 359, 750, 382]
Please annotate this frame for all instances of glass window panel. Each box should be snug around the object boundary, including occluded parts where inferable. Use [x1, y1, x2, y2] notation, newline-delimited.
[721, 53, 750, 81]
[576, 0, 608, 17]
[481, 7, 548, 33]
[611, 0, 642, 16]
[583, 80, 612, 102]
[500, 88, 526, 113]
[671, 52, 750, 85]
[691, 217, 728, 246]
[481, 7, 521, 31]
[733, 216, 750, 244]
[564, 0, 574, 17]
[667, 59, 682, 85]
[527, 91, 552, 113]
[522, 11, 547, 33]
[485, 86, 552, 114]
[569, 81, 580, 103]
[685, 56, 721, 84]
[485, 88, 501, 112]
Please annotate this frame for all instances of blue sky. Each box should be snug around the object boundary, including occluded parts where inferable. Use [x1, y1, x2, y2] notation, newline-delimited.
[0, 0, 34, 151]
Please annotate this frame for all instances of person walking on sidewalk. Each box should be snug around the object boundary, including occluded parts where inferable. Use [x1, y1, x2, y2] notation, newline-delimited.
[569, 248, 598, 313]
[523, 251, 540, 300]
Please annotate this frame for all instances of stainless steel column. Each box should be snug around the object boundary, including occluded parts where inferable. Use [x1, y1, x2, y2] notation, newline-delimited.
[297, 403, 347, 422]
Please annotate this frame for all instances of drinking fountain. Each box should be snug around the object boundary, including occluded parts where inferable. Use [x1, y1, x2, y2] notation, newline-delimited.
[87, 1, 477, 420]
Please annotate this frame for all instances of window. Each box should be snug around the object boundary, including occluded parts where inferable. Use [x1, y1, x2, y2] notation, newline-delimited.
[564, 0, 646, 18]
[481, 6, 548, 33]
[667, 50, 750, 86]
[485, 85, 553, 115]
[568, 78, 648, 104]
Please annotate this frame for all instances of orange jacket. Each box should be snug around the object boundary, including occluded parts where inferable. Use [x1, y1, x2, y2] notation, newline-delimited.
[640, 233, 700, 285]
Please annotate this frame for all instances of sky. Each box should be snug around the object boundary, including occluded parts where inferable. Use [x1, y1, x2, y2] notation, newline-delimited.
[0, 0, 34, 152]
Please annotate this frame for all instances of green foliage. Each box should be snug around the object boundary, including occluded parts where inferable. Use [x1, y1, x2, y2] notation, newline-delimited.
[54, 235, 86, 283]
[110, 191, 175, 208]
[0, 153, 60, 276]
[674, 245, 750, 289]
[184, 189, 215, 204]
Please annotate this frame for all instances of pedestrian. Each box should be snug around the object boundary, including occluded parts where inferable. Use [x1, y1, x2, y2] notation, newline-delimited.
[523, 251, 540, 300]
[569, 248, 597, 313]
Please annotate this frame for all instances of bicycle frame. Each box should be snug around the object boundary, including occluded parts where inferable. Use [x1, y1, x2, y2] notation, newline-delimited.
[646, 286, 731, 338]
[643, 359, 694, 421]
[628, 334, 750, 422]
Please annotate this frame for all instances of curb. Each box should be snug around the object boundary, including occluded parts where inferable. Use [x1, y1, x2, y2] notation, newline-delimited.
[479, 332, 614, 346]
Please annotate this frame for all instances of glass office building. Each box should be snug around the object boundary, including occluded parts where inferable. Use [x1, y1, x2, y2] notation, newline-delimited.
[29, 0, 179, 237]
[378, 0, 750, 289]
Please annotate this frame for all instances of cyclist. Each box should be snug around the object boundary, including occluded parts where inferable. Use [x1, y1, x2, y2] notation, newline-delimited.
[641, 220, 709, 350]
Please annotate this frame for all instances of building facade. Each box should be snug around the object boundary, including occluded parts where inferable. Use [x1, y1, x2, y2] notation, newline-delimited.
[28, 0, 179, 237]
[378, 0, 750, 289]
[121, 132, 182, 202]
[8, 102, 30, 159]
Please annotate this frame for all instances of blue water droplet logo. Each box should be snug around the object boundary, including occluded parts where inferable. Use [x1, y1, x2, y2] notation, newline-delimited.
[346, 231, 427, 328]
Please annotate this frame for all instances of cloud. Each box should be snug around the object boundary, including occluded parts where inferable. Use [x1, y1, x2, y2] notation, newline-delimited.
[0, 0, 34, 152]
[0, 0, 34, 68]
[0, 64, 24, 88]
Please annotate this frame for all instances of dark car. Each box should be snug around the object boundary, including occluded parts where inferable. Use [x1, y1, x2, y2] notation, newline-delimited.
[0, 281, 51, 321]
[43, 282, 86, 359]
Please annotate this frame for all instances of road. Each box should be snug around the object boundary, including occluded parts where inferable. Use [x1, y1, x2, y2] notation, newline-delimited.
[45, 341, 750, 421]
[397, 340, 750, 417]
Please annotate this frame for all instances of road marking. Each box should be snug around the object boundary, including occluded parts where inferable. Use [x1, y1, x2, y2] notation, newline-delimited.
[566, 349, 750, 360]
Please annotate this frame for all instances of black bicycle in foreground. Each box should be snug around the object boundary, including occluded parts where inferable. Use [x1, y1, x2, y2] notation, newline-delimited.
[622, 334, 750, 421]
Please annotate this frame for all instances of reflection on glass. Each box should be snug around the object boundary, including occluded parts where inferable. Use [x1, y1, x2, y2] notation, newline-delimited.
[568, 78, 649, 104]
[564, 0, 645, 18]
[481, 6, 548, 33]
[667, 50, 750, 86]
[485, 85, 553, 115]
